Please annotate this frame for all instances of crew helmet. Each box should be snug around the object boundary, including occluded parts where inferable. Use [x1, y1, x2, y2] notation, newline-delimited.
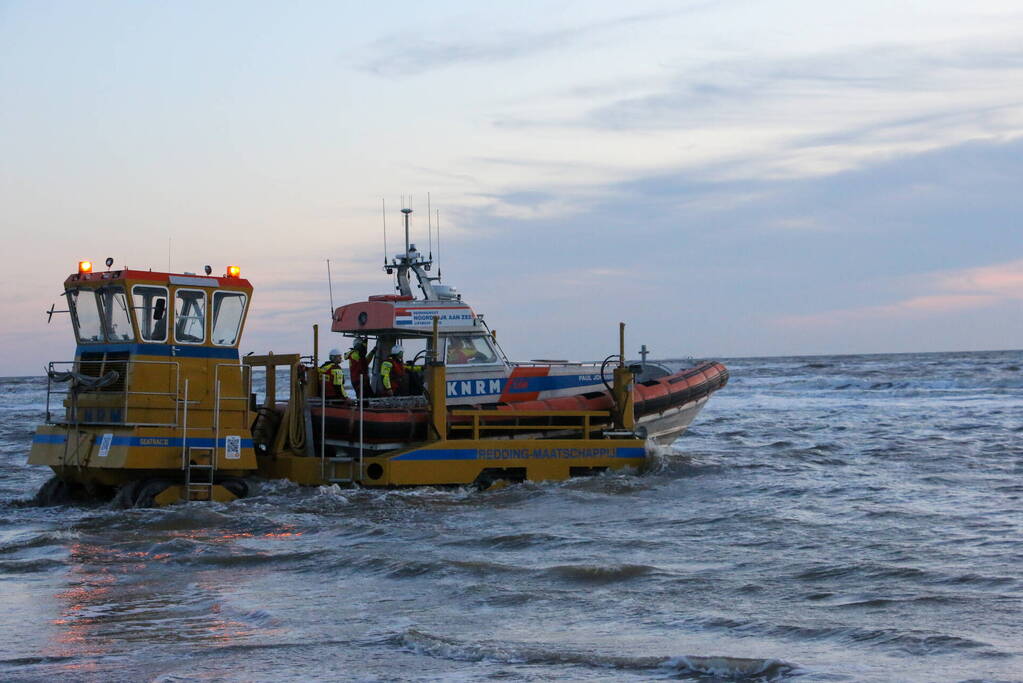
[328, 348, 342, 357]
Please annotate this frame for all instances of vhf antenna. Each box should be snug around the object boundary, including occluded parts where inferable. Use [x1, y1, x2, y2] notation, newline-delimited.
[326, 259, 335, 315]
[398, 192, 412, 255]
[402, 205, 412, 258]
[427, 192, 433, 261]
[381, 198, 388, 266]
[436, 209, 442, 281]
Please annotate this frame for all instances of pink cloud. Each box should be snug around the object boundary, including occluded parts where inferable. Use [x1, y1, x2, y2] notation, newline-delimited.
[934, 259, 1023, 296]
[775, 259, 1023, 328]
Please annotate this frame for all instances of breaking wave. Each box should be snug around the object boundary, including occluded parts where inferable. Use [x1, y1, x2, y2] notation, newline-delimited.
[397, 629, 799, 679]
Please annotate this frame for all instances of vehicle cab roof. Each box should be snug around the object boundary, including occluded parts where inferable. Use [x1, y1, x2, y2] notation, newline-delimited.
[65, 269, 252, 290]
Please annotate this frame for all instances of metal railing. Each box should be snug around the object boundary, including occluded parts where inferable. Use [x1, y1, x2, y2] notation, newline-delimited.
[449, 410, 610, 440]
[317, 374, 369, 486]
[213, 362, 251, 465]
[360, 395, 428, 409]
[45, 359, 182, 427]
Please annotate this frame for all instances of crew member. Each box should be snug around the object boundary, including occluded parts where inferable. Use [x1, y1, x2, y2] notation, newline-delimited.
[345, 338, 373, 398]
[319, 348, 348, 400]
[447, 337, 480, 364]
[380, 348, 406, 397]
[447, 338, 468, 364]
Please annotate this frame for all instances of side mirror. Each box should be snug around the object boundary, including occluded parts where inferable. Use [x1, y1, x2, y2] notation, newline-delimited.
[154, 299, 166, 321]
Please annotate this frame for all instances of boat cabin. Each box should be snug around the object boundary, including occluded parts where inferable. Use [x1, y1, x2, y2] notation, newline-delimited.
[330, 293, 508, 398]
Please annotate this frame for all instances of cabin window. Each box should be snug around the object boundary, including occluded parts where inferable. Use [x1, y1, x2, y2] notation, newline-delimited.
[99, 286, 135, 342]
[67, 288, 104, 343]
[211, 291, 247, 346]
[132, 285, 168, 342]
[445, 335, 500, 365]
[174, 288, 207, 344]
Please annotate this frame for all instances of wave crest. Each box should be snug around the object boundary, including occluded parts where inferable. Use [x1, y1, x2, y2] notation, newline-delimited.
[397, 628, 798, 679]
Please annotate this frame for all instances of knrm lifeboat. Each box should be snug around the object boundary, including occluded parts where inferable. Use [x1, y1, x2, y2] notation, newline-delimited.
[310, 208, 728, 458]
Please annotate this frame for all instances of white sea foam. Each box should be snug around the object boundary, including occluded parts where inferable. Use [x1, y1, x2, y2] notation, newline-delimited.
[315, 484, 350, 504]
[398, 628, 797, 678]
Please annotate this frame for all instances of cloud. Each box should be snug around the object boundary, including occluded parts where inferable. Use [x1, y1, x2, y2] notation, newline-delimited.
[472, 134, 1023, 252]
[579, 42, 1023, 131]
[775, 260, 1023, 328]
[936, 259, 1023, 295]
[437, 133, 1023, 356]
[482, 39, 1023, 184]
[358, 8, 697, 77]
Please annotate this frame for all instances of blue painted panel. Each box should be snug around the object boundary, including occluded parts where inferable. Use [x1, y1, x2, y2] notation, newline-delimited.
[76, 343, 238, 359]
[391, 448, 478, 461]
[32, 433, 253, 449]
[445, 372, 604, 398]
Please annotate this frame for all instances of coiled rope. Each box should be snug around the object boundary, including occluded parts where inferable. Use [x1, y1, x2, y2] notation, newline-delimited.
[287, 364, 306, 451]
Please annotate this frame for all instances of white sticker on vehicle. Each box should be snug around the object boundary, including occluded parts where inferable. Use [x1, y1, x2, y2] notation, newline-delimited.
[98, 433, 113, 458]
[225, 435, 242, 459]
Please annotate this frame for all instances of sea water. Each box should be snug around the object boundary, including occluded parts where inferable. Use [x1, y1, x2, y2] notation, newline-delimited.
[1, 351, 1020, 681]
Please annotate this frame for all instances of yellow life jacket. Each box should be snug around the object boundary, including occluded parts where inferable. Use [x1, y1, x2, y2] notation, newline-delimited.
[319, 361, 347, 395]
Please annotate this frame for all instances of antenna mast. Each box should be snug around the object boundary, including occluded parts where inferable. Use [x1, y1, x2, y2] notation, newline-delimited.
[401, 206, 412, 257]
[381, 198, 388, 265]
[427, 193, 433, 259]
[436, 209, 442, 281]
[326, 259, 335, 315]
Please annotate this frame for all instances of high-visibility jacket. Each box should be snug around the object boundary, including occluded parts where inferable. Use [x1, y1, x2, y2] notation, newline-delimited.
[380, 357, 405, 391]
[319, 361, 347, 398]
[345, 347, 372, 380]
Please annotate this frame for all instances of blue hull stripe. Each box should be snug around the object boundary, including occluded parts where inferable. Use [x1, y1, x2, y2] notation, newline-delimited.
[391, 446, 646, 462]
[75, 343, 239, 360]
[33, 433, 253, 449]
[392, 448, 479, 461]
[517, 374, 602, 393]
[446, 373, 603, 399]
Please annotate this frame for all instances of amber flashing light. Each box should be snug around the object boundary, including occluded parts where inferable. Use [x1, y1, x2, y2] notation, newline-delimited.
[226, 265, 241, 278]
[78, 261, 93, 274]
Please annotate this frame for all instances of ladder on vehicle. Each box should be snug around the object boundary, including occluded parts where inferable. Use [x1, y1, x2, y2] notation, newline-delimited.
[319, 374, 363, 486]
[179, 377, 216, 502]
[325, 454, 356, 485]
[185, 447, 215, 501]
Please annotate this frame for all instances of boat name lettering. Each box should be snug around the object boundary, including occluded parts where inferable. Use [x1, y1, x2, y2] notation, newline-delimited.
[479, 447, 614, 460]
[395, 308, 474, 327]
[447, 378, 504, 397]
[139, 437, 170, 446]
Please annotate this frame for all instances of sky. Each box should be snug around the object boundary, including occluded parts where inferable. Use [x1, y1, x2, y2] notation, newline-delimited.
[1, 0, 1022, 376]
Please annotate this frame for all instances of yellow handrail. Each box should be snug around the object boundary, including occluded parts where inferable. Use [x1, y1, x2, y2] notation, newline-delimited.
[449, 410, 610, 440]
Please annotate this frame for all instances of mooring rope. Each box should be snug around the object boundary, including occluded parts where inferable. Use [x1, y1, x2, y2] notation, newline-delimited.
[287, 364, 306, 451]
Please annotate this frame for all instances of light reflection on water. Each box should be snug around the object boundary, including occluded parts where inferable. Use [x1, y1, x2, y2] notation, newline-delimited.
[36, 521, 305, 677]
